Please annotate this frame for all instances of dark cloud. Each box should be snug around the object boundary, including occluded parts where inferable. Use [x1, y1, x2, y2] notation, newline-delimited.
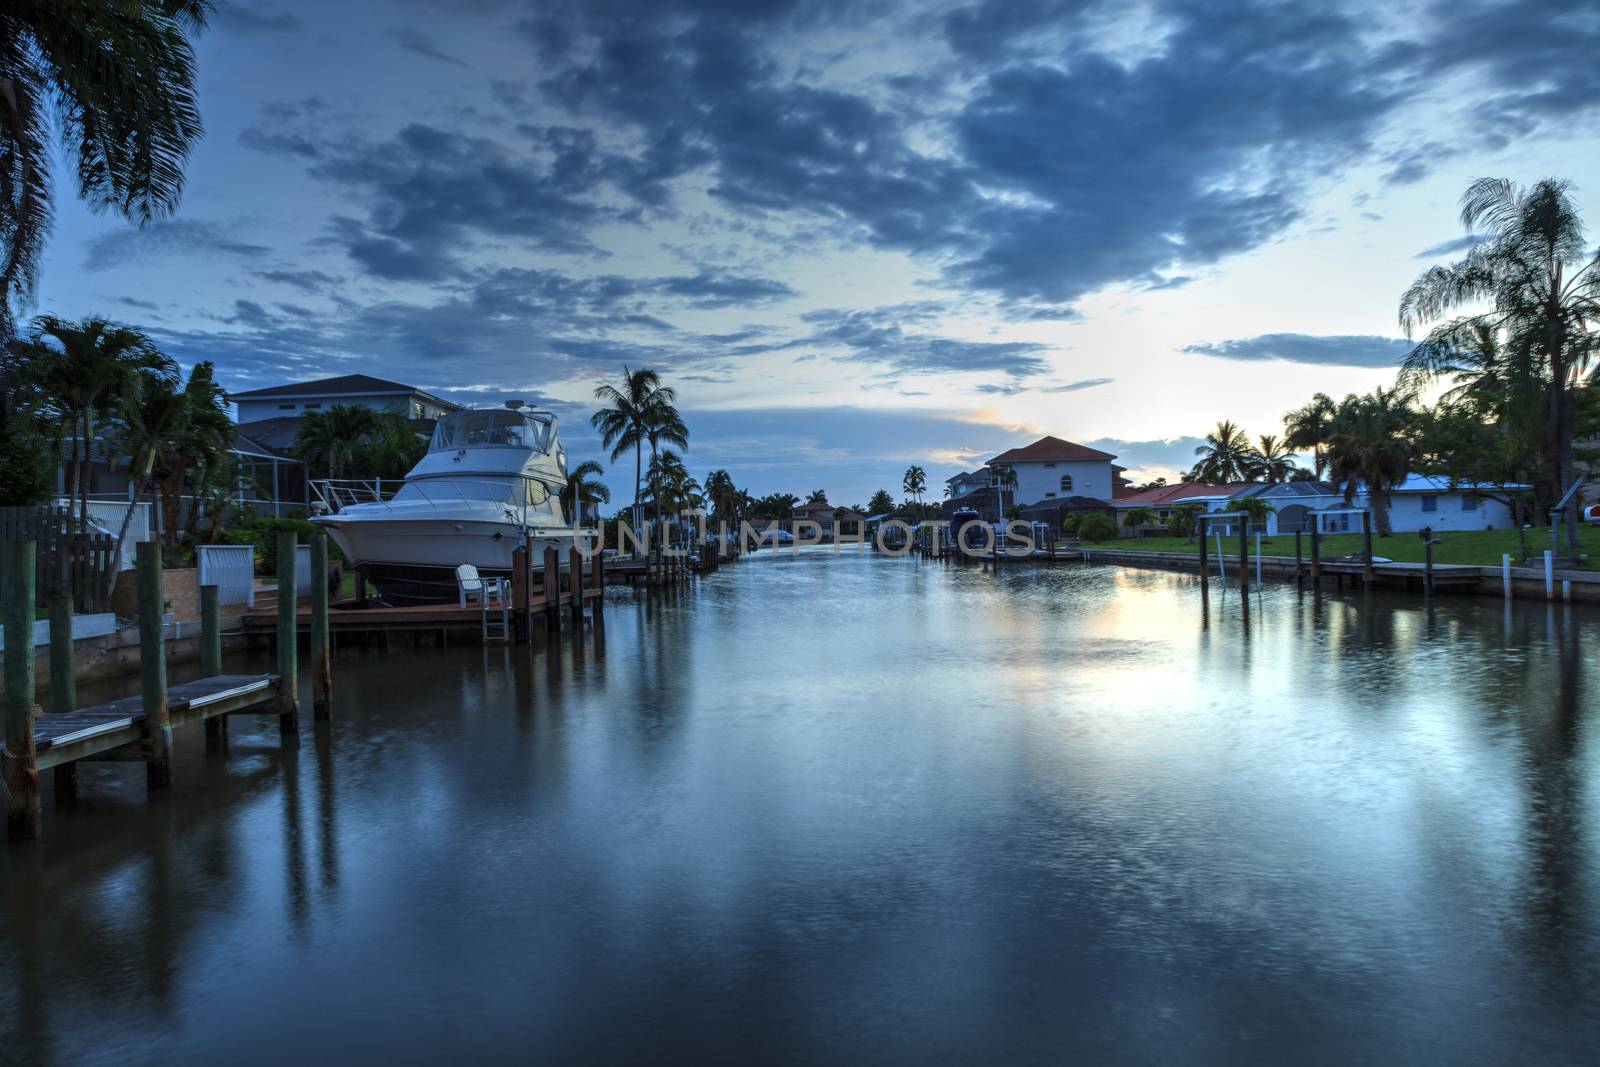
[975, 377, 1113, 396]
[1182, 333, 1413, 368]
[791, 306, 1053, 377]
[254, 269, 345, 292]
[216, 3, 301, 33]
[653, 271, 796, 308]
[83, 220, 269, 272]
[391, 28, 471, 68]
[1413, 235, 1482, 259]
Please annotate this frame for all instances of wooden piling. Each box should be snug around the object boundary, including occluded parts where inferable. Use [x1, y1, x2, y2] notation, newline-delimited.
[201, 584, 227, 744]
[136, 541, 174, 787]
[569, 546, 584, 626]
[511, 545, 529, 643]
[4, 540, 42, 839]
[1361, 511, 1375, 587]
[1237, 518, 1249, 592]
[543, 547, 560, 630]
[48, 593, 78, 799]
[1294, 530, 1303, 585]
[1424, 540, 1435, 597]
[1310, 521, 1322, 584]
[590, 547, 605, 622]
[311, 533, 332, 721]
[276, 531, 300, 733]
[1197, 516, 1209, 598]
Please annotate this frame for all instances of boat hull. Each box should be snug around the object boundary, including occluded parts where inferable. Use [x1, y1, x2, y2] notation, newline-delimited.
[313, 515, 578, 604]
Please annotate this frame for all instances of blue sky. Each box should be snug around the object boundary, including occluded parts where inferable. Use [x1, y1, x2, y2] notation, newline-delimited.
[30, 0, 1600, 507]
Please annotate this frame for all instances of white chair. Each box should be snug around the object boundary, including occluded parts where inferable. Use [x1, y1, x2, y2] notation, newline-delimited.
[456, 563, 509, 608]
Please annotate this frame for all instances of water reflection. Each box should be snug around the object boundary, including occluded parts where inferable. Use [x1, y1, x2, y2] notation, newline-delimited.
[2, 555, 1599, 1061]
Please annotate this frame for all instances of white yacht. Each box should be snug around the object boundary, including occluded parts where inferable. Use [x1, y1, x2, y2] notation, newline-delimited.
[311, 404, 582, 604]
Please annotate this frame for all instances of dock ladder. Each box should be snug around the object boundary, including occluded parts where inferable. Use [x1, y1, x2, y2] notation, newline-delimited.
[481, 592, 510, 643]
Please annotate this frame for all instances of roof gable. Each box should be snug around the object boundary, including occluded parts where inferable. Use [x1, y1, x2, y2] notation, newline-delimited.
[989, 435, 1117, 465]
[230, 374, 430, 400]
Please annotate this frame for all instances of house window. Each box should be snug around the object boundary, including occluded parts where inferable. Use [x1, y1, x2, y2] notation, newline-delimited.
[1044, 463, 1057, 469]
[1462, 495, 1480, 512]
[278, 403, 295, 411]
[1420, 495, 1438, 513]
[304, 403, 322, 410]
[1323, 513, 1350, 533]
[1059, 474, 1073, 492]
[1045, 491, 1056, 498]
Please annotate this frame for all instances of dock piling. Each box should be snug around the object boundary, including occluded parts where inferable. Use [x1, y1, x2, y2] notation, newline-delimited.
[1502, 553, 1512, 599]
[511, 545, 529, 643]
[201, 585, 227, 744]
[1310, 522, 1322, 585]
[47, 593, 79, 800]
[590, 547, 605, 624]
[276, 531, 300, 733]
[1238, 520, 1248, 592]
[1362, 511, 1375, 587]
[1294, 530, 1303, 585]
[311, 533, 332, 721]
[4, 540, 42, 839]
[1198, 516, 1210, 599]
[136, 541, 174, 788]
[569, 546, 584, 626]
[544, 547, 560, 630]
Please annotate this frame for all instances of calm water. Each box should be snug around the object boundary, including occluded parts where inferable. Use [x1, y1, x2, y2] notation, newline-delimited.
[3, 551, 1600, 1064]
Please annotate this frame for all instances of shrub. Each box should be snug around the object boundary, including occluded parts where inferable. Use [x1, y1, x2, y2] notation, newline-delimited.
[1076, 512, 1118, 542]
[0, 413, 57, 506]
[216, 514, 339, 575]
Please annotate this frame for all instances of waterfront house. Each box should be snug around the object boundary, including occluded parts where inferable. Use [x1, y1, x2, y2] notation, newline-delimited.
[790, 500, 865, 539]
[1199, 476, 1527, 536]
[987, 436, 1125, 508]
[229, 373, 458, 424]
[1111, 482, 1247, 534]
[944, 470, 991, 499]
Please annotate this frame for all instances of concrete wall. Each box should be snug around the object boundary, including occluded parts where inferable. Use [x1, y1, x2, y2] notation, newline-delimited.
[1388, 492, 1514, 532]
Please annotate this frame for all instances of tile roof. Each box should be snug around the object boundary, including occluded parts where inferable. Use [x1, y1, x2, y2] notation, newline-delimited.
[1113, 482, 1248, 507]
[230, 374, 432, 400]
[989, 435, 1117, 465]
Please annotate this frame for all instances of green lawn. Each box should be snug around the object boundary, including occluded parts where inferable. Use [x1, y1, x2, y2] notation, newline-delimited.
[1079, 526, 1600, 568]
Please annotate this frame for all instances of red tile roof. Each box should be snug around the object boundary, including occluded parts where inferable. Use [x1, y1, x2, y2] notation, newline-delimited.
[1113, 482, 1249, 507]
[988, 435, 1117, 465]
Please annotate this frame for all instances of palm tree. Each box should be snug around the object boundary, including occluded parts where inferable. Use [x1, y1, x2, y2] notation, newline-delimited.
[1123, 506, 1155, 540]
[1189, 420, 1256, 483]
[22, 315, 175, 529]
[1, 2, 210, 338]
[1283, 393, 1336, 478]
[293, 404, 381, 479]
[867, 489, 895, 514]
[1401, 177, 1600, 554]
[361, 411, 428, 479]
[592, 367, 680, 548]
[703, 469, 737, 525]
[902, 465, 926, 509]
[101, 360, 232, 592]
[643, 403, 688, 545]
[1170, 502, 1204, 542]
[1251, 434, 1299, 483]
[808, 488, 827, 504]
[1325, 386, 1417, 536]
[561, 459, 609, 527]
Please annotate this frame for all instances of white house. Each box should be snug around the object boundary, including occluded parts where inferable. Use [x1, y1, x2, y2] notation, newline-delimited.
[1206, 476, 1526, 536]
[229, 373, 458, 424]
[988, 436, 1124, 506]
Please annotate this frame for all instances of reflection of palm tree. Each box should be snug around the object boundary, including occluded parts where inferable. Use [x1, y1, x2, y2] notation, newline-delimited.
[1, 2, 209, 338]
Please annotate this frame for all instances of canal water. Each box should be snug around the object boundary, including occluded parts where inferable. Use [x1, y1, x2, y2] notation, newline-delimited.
[3, 550, 1599, 1063]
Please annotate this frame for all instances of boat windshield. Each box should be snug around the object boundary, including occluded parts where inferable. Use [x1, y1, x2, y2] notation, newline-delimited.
[430, 410, 555, 453]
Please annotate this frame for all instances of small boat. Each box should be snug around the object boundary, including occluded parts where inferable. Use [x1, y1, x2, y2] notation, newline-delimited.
[312, 403, 584, 604]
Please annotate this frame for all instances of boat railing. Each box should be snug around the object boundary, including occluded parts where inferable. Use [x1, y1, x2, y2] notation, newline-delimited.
[309, 478, 403, 514]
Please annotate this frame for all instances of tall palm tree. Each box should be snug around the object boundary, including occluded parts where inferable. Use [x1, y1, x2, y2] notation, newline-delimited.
[361, 410, 428, 479]
[703, 469, 737, 525]
[1283, 393, 1336, 478]
[1189, 420, 1256, 483]
[1252, 434, 1299, 483]
[293, 404, 381, 479]
[22, 314, 174, 528]
[902, 465, 926, 509]
[808, 489, 827, 504]
[101, 360, 231, 591]
[1, 2, 211, 338]
[592, 366, 680, 545]
[561, 459, 609, 527]
[1401, 177, 1600, 554]
[867, 489, 896, 514]
[1325, 386, 1417, 536]
[643, 403, 688, 545]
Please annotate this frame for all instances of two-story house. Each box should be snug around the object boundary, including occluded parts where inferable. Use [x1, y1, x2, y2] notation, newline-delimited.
[229, 373, 458, 424]
[988, 436, 1124, 507]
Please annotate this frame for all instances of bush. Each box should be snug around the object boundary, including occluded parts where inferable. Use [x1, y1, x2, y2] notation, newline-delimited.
[216, 514, 339, 575]
[0, 413, 57, 506]
[1076, 512, 1118, 542]
[1060, 512, 1082, 537]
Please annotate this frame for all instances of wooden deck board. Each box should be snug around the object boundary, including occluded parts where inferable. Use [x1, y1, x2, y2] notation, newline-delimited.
[33, 675, 279, 752]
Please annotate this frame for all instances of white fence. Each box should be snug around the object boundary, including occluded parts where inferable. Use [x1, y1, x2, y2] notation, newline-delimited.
[58, 498, 154, 571]
[197, 544, 256, 607]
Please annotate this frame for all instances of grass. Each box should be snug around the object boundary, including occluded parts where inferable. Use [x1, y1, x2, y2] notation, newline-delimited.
[1079, 526, 1600, 568]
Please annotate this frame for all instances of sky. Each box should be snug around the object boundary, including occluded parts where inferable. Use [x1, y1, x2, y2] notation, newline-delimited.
[29, 0, 1600, 508]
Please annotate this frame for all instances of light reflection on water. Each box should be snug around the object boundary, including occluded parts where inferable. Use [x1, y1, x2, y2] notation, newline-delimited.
[3, 551, 1599, 1063]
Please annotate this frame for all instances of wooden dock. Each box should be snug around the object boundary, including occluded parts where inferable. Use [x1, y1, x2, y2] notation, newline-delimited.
[5, 532, 324, 841]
